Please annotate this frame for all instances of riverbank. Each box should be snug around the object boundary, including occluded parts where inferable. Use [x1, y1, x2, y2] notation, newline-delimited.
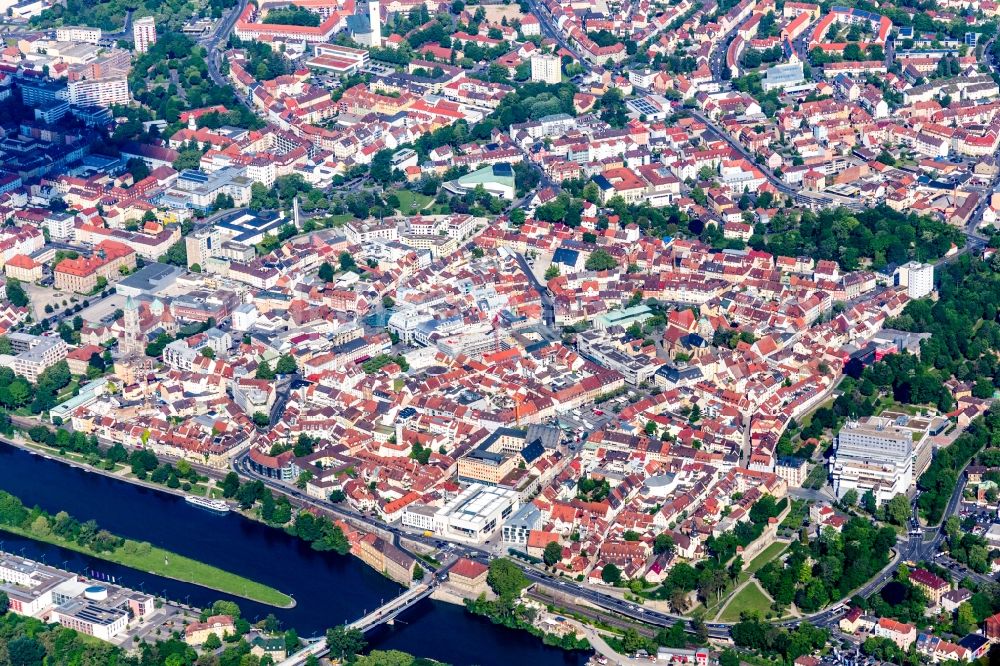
[0, 441, 591, 665]
[0, 493, 294, 608]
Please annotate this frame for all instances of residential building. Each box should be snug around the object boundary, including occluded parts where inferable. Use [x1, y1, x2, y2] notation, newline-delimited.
[875, 618, 917, 650]
[530, 53, 562, 84]
[184, 615, 235, 645]
[355, 533, 416, 585]
[66, 76, 129, 108]
[894, 261, 934, 299]
[448, 557, 489, 596]
[910, 568, 950, 606]
[133, 16, 157, 54]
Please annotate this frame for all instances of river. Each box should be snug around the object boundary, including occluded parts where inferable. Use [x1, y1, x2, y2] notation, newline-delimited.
[0, 443, 588, 666]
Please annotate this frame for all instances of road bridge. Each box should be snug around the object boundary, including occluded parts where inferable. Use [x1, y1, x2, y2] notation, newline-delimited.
[276, 584, 433, 665]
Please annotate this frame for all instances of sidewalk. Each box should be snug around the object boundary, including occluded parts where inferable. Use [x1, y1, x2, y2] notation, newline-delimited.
[563, 618, 651, 666]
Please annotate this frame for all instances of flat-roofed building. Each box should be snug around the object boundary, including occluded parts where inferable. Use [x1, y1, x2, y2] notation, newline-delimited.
[433, 483, 520, 543]
[831, 417, 913, 505]
[502, 501, 542, 545]
[530, 53, 562, 84]
[52, 599, 128, 641]
[1, 332, 68, 382]
[56, 26, 103, 43]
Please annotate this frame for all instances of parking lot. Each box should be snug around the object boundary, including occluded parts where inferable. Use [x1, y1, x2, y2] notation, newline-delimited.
[77, 293, 126, 326]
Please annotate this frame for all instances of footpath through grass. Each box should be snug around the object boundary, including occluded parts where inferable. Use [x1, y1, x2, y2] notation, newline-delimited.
[0, 523, 294, 608]
[718, 581, 773, 622]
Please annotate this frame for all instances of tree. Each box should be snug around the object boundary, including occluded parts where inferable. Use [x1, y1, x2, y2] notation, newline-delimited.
[728, 555, 744, 584]
[339, 252, 358, 273]
[544, 264, 560, 280]
[318, 262, 334, 282]
[840, 489, 859, 509]
[8, 636, 46, 666]
[256, 360, 275, 380]
[201, 347, 216, 359]
[325, 626, 366, 661]
[585, 249, 617, 271]
[654, 533, 675, 555]
[862, 489, 877, 514]
[657, 621, 688, 649]
[221, 472, 241, 498]
[275, 354, 297, 374]
[885, 493, 911, 526]
[0, 590, 8, 615]
[955, 601, 977, 635]
[620, 628, 645, 655]
[6, 279, 28, 308]
[719, 649, 740, 666]
[204, 633, 222, 650]
[159, 240, 188, 267]
[252, 412, 270, 428]
[127, 157, 150, 182]
[487, 558, 530, 600]
[601, 563, 622, 585]
[543, 541, 563, 566]
[413, 563, 424, 581]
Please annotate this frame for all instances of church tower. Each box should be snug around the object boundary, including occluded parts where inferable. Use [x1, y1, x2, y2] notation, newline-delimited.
[121, 295, 141, 356]
[368, 0, 381, 47]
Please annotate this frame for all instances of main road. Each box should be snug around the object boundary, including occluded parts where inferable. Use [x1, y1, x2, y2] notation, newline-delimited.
[232, 437, 977, 640]
[523, 0, 592, 73]
[687, 109, 798, 197]
[204, 0, 251, 93]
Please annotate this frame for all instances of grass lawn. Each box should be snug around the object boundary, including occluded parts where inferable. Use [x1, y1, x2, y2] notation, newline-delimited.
[796, 395, 836, 431]
[323, 214, 356, 226]
[718, 582, 773, 622]
[0, 523, 294, 608]
[56, 379, 80, 403]
[780, 499, 808, 530]
[743, 542, 787, 578]
[803, 463, 827, 490]
[390, 189, 433, 213]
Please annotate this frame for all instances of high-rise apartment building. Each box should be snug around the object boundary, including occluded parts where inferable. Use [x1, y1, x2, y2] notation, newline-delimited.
[66, 76, 129, 107]
[530, 53, 562, 84]
[895, 261, 934, 299]
[133, 16, 157, 54]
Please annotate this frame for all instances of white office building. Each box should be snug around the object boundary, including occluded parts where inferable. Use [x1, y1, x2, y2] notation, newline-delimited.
[0, 333, 68, 382]
[831, 417, 913, 505]
[401, 503, 437, 531]
[433, 484, 520, 543]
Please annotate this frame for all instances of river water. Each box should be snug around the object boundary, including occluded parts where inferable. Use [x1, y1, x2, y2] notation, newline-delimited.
[0, 443, 588, 666]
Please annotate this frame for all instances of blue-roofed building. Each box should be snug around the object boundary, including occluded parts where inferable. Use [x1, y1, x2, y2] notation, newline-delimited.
[551, 247, 583, 271]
